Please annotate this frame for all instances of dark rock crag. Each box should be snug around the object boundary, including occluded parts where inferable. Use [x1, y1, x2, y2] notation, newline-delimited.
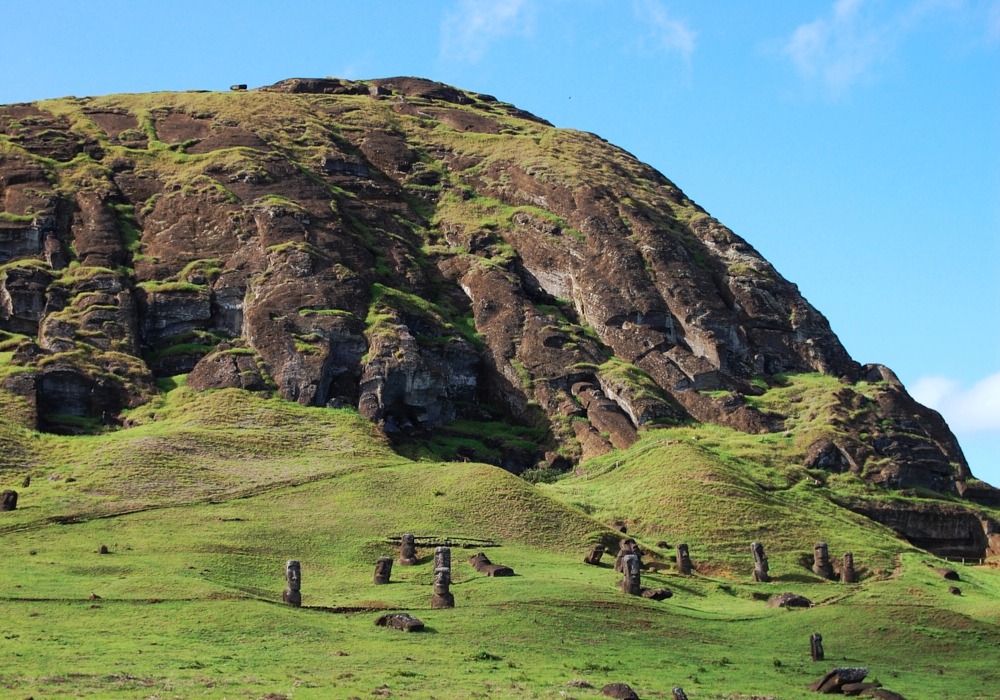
[0, 77, 990, 520]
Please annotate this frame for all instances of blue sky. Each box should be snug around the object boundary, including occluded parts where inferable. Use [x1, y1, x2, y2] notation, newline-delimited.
[2, 0, 998, 481]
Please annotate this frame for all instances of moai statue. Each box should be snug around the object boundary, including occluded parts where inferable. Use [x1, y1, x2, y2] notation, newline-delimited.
[0, 490, 17, 512]
[431, 567, 455, 609]
[374, 557, 393, 585]
[841, 552, 857, 584]
[810, 633, 824, 661]
[676, 543, 692, 575]
[583, 544, 605, 566]
[614, 538, 637, 572]
[398, 533, 417, 566]
[619, 554, 641, 596]
[21, 475, 30, 488]
[813, 542, 835, 580]
[672, 688, 689, 700]
[283, 560, 302, 607]
[751, 541, 770, 582]
[434, 546, 451, 571]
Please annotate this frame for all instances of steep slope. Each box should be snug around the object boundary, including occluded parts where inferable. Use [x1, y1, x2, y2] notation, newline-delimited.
[0, 76, 987, 504]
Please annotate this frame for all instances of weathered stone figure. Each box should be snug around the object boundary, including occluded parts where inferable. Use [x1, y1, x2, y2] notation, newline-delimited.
[434, 546, 451, 571]
[283, 560, 302, 607]
[813, 542, 835, 580]
[751, 541, 770, 582]
[468, 552, 514, 576]
[810, 633, 824, 661]
[584, 544, 605, 566]
[672, 687, 689, 700]
[21, 475, 30, 488]
[398, 533, 417, 566]
[614, 538, 638, 572]
[676, 543, 692, 575]
[431, 567, 455, 609]
[374, 612, 424, 632]
[374, 556, 393, 585]
[619, 554, 641, 596]
[841, 552, 856, 583]
[0, 490, 17, 512]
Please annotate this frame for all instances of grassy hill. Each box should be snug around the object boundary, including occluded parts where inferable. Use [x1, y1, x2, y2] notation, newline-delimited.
[2, 375, 1000, 698]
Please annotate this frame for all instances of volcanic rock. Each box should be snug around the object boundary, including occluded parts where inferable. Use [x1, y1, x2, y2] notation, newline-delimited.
[601, 683, 640, 700]
[767, 593, 813, 608]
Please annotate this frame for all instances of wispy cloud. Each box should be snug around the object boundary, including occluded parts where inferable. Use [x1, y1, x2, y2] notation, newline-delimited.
[781, 0, 965, 95]
[632, 0, 697, 61]
[911, 371, 1000, 434]
[440, 0, 535, 63]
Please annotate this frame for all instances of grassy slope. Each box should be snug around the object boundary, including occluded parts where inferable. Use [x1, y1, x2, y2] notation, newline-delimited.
[1, 376, 999, 698]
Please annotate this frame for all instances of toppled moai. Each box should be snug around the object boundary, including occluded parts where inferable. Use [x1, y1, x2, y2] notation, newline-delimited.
[813, 542, 835, 580]
[431, 567, 455, 609]
[619, 554, 641, 596]
[933, 567, 960, 581]
[767, 592, 813, 608]
[641, 587, 673, 601]
[283, 560, 302, 607]
[676, 543, 692, 575]
[434, 546, 451, 570]
[374, 612, 424, 632]
[807, 667, 869, 693]
[601, 682, 639, 699]
[672, 688, 688, 700]
[374, 557, 393, 585]
[614, 538, 640, 572]
[810, 633, 824, 661]
[584, 544, 605, 566]
[841, 552, 856, 584]
[0, 490, 17, 512]
[751, 541, 770, 582]
[398, 533, 418, 566]
[468, 552, 514, 577]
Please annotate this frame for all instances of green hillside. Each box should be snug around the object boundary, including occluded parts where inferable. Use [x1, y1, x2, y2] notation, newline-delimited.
[2, 374, 1000, 699]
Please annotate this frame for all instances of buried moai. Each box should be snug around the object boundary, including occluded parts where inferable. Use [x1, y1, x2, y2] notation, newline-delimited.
[813, 542, 835, 580]
[432, 567, 455, 609]
[584, 544, 605, 566]
[283, 560, 302, 607]
[614, 538, 639, 572]
[374, 557, 393, 585]
[810, 633, 824, 661]
[434, 546, 451, 570]
[751, 541, 770, 582]
[676, 543, 692, 575]
[398, 533, 417, 566]
[841, 552, 857, 584]
[469, 552, 514, 577]
[0, 490, 17, 512]
[619, 554, 641, 596]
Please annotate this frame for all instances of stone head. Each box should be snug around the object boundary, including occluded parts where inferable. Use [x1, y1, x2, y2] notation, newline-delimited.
[286, 560, 301, 589]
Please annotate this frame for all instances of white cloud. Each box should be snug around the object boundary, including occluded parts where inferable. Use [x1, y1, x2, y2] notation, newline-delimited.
[911, 371, 1000, 434]
[781, 0, 969, 95]
[440, 0, 534, 63]
[633, 0, 697, 61]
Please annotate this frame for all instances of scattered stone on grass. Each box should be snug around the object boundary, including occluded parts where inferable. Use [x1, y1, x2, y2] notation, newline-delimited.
[619, 554, 641, 596]
[672, 687, 688, 700]
[872, 690, 907, 700]
[641, 588, 672, 600]
[431, 567, 455, 609]
[1, 490, 17, 511]
[566, 680, 594, 688]
[374, 612, 424, 632]
[841, 682, 883, 696]
[584, 544, 605, 566]
[813, 542, 835, 580]
[398, 534, 417, 566]
[766, 593, 813, 608]
[752, 541, 770, 582]
[655, 541, 670, 549]
[98, 545, 109, 555]
[807, 667, 868, 693]
[841, 552, 856, 584]
[933, 567, 960, 581]
[676, 543, 692, 575]
[22, 475, 30, 488]
[374, 557, 393, 585]
[283, 560, 302, 607]
[810, 633, 824, 661]
[601, 682, 640, 699]
[468, 552, 514, 576]
[948, 586, 962, 595]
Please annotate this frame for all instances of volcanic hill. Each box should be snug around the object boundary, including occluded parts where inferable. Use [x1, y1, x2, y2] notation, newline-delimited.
[1, 77, 1000, 700]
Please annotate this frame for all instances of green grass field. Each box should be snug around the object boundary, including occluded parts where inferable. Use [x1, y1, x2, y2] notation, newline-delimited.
[2, 378, 999, 699]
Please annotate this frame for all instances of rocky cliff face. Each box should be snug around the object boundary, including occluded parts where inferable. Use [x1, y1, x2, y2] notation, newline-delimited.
[0, 76, 988, 505]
